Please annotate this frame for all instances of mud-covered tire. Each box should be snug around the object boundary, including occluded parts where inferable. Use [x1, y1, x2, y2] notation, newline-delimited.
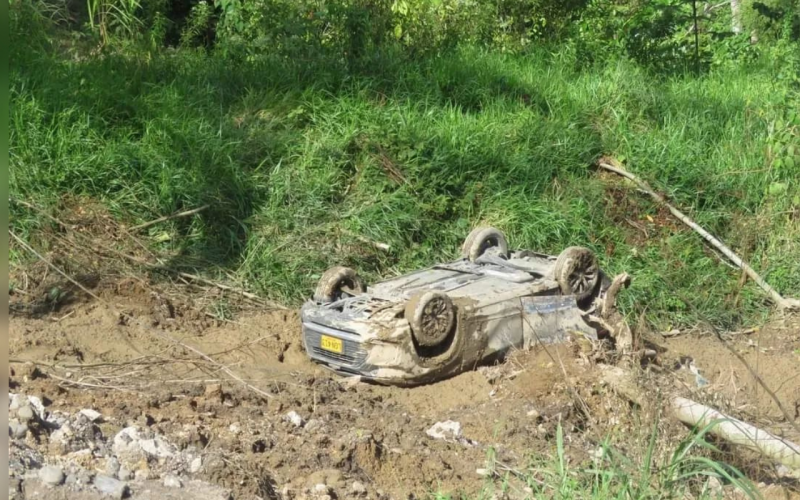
[313, 266, 366, 303]
[461, 227, 509, 262]
[405, 291, 455, 347]
[553, 247, 600, 301]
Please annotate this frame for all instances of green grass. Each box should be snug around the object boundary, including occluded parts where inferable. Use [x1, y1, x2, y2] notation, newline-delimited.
[435, 422, 757, 500]
[9, 14, 800, 330]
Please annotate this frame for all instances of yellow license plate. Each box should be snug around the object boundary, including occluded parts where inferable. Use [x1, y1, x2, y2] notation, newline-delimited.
[320, 335, 343, 354]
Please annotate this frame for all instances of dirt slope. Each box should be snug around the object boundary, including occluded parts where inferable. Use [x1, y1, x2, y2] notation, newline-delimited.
[8, 283, 800, 500]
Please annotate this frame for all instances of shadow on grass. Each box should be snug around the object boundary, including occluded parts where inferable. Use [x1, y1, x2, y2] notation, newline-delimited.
[10, 37, 605, 276]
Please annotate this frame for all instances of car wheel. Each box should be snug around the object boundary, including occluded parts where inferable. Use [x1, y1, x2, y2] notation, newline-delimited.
[405, 291, 455, 347]
[461, 226, 509, 261]
[313, 266, 366, 303]
[553, 247, 599, 301]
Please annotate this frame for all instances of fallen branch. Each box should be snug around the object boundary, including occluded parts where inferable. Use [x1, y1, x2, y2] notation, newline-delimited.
[598, 159, 800, 311]
[9, 229, 275, 400]
[672, 396, 800, 470]
[128, 205, 209, 232]
[174, 271, 287, 310]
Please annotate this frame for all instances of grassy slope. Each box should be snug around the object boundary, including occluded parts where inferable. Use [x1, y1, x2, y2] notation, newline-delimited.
[10, 24, 800, 330]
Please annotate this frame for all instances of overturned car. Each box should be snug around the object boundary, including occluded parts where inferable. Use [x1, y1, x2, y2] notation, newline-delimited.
[301, 227, 624, 386]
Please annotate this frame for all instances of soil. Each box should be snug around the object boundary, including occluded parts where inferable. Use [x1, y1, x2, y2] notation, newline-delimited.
[8, 274, 800, 500]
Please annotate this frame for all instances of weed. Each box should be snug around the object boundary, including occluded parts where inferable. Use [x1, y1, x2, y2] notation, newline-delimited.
[9, 17, 799, 331]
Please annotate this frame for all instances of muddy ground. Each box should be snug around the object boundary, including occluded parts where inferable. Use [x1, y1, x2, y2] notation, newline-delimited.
[8, 275, 800, 500]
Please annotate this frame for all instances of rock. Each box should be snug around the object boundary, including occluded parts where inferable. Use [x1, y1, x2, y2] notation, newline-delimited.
[17, 405, 35, 423]
[425, 420, 461, 440]
[9, 421, 28, 439]
[50, 424, 74, 445]
[351, 481, 367, 495]
[204, 384, 223, 400]
[163, 474, 183, 488]
[117, 467, 133, 481]
[106, 457, 121, 477]
[190, 457, 203, 474]
[112, 426, 176, 468]
[304, 419, 322, 433]
[134, 469, 153, 481]
[706, 476, 723, 495]
[285, 411, 305, 428]
[80, 409, 103, 422]
[313, 483, 330, 494]
[39, 466, 65, 486]
[93, 474, 129, 499]
[9, 394, 22, 412]
[476, 468, 490, 477]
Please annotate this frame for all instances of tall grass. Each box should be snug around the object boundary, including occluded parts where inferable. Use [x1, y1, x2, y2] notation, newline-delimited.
[9, 14, 800, 329]
[434, 422, 757, 500]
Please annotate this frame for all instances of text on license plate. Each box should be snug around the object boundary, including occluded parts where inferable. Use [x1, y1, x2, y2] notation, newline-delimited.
[320, 335, 343, 354]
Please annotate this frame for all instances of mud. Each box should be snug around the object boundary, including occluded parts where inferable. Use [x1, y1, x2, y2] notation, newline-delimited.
[8, 279, 800, 499]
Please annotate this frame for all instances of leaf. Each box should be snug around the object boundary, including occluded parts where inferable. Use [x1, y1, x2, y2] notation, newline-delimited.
[394, 24, 403, 39]
[784, 156, 796, 170]
[767, 182, 787, 195]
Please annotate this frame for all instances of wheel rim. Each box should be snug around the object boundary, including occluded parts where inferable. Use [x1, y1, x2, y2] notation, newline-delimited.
[567, 266, 597, 294]
[420, 297, 451, 339]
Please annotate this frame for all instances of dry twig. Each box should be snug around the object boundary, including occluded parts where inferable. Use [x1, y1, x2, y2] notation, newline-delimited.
[9, 229, 275, 400]
[128, 205, 209, 232]
[598, 159, 800, 311]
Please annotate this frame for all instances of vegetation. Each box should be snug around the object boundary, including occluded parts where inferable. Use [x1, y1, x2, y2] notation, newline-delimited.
[9, 0, 800, 333]
[439, 422, 757, 500]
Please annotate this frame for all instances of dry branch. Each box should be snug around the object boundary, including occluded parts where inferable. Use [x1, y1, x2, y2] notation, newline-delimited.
[128, 205, 209, 232]
[672, 396, 800, 470]
[598, 160, 800, 311]
[9, 229, 275, 400]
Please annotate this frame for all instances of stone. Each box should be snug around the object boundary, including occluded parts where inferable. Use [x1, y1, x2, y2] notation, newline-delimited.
[17, 405, 35, 423]
[304, 419, 322, 433]
[164, 474, 183, 488]
[106, 457, 121, 477]
[284, 411, 305, 428]
[313, 483, 330, 494]
[9, 421, 28, 439]
[204, 384, 223, 400]
[39, 466, 65, 486]
[93, 475, 129, 499]
[139, 437, 175, 458]
[425, 420, 461, 440]
[117, 467, 133, 481]
[134, 469, 153, 481]
[113, 426, 176, 468]
[80, 409, 103, 422]
[9, 394, 22, 412]
[189, 457, 203, 474]
[351, 481, 367, 495]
